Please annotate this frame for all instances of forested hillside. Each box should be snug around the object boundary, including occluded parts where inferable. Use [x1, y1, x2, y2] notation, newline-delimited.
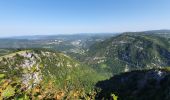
[86, 33, 170, 74]
[0, 49, 107, 99]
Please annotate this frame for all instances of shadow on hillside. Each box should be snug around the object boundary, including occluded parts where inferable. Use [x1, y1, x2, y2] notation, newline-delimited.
[95, 70, 170, 100]
[95, 72, 129, 100]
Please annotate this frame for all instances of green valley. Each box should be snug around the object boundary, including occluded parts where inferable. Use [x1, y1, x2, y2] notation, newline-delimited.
[0, 31, 170, 99]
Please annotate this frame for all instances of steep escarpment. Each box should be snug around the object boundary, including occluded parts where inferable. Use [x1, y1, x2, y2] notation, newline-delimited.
[86, 33, 170, 74]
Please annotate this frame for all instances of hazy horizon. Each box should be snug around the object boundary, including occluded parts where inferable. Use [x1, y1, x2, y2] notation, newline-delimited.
[1, 29, 170, 38]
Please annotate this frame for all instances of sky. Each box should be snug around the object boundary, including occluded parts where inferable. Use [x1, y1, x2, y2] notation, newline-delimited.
[0, 0, 170, 37]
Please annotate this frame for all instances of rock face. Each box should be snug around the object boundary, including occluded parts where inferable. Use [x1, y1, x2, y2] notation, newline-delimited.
[86, 33, 170, 74]
[0, 50, 79, 90]
[95, 69, 170, 100]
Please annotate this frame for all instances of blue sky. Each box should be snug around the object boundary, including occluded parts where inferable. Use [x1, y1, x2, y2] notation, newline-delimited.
[0, 0, 170, 37]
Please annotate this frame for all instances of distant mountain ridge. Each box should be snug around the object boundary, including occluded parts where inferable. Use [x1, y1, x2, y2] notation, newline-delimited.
[2, 33, 116, 40]
[143, 29, 170, 34]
